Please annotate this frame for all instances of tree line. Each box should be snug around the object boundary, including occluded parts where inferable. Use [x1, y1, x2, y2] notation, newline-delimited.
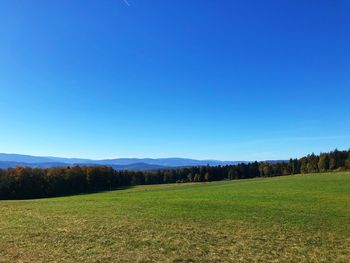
[0, 149, 349, 199]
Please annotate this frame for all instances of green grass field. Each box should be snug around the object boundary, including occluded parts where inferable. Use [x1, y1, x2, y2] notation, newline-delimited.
[1, 172, 349, 262]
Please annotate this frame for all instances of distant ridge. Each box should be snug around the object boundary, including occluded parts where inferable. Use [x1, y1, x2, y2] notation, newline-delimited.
[0, 153, 283, 170]
[0, 161, 169, 171]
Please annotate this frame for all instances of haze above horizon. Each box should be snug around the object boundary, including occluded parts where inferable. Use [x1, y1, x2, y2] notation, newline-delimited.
[1, 1, 349, 160]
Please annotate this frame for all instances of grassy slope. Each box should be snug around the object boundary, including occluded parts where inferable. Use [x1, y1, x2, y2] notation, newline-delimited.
[0, 172, 349, 262]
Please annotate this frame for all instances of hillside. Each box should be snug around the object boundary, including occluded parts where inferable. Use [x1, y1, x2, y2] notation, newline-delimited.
[0, 172, 349, 262]
[0, 153, 246, 170]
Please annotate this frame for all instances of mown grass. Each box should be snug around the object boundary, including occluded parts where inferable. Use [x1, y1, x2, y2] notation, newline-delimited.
[0, 172, 349, 262]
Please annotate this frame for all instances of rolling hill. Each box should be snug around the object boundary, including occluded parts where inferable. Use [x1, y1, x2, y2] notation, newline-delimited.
[0, 172, 349, 262]
[0, 153, 249, 170]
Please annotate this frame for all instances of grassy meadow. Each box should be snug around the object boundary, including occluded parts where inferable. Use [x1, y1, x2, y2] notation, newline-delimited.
[0, 172, 349, 262]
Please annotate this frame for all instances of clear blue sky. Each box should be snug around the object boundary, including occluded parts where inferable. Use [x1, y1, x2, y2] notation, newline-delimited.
[0, 0, 349, 161]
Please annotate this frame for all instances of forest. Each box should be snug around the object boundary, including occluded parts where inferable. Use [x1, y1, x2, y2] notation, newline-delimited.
[0, 149, 349, 199]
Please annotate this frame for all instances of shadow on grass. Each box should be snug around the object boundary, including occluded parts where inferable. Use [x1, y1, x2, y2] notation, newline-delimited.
[0, 185, 135, 201]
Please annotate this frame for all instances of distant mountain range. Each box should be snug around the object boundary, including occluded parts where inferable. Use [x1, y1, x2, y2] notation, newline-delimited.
[0, 153, 284, 171]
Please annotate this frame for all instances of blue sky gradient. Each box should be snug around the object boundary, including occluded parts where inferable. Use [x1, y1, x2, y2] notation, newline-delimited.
[0, 0, 349, 160]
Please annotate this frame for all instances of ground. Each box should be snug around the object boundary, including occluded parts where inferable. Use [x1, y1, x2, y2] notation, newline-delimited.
[0, 172, 349, 262]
